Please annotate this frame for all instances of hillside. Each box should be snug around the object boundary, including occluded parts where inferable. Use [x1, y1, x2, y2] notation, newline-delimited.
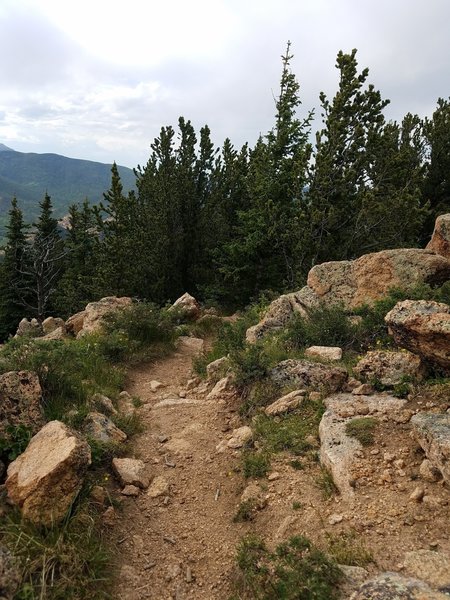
[0, 147, 136, 240]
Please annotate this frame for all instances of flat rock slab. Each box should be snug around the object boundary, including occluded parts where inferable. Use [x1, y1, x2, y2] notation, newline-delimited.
[269, 359, 348, 392]
[264, 390, 306, 416]
[411, 412, 450, 485]
[6, 420, 91, 525]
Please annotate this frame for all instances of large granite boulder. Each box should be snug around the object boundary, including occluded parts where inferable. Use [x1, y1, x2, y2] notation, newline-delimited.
[0, 371, 43, 439]
[269, 359, 348, 393]
[246, 287, 318, 343]
[66, 296, 133, 338]
[411, 412, 450, 486]
[426, 214, 450, 260]
[5, 421, 91, 525]
[307, 249, 450, 310]
[385, 300, 450, 371]
[353, 350, 427, 386]
[169, 293, 201, 321]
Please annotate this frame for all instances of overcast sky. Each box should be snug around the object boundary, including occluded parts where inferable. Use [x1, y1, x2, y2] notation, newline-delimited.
[0, 0, 449, 168]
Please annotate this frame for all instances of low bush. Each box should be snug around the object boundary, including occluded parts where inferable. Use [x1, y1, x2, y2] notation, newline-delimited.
[242, 450, 271, 479]
[233, 534, 342, 600]
[325, 530, 374, 567]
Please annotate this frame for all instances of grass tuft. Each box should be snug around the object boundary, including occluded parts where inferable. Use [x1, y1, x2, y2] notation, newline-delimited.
[345, 417, 377, 447]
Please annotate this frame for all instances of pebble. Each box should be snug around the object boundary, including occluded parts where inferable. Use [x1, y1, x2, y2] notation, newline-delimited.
[328, 513, 344, 525]
[410, 486, 425, 502]
[268, 472, 281, 481]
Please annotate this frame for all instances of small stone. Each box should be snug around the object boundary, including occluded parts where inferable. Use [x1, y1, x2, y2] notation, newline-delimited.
[383, 452, 396, 463]
[102, 506, 116, 526]
[309, 391, 322, 402]
[90, 485, 107, 505]
[268, 472, 280, 481]
[419, 458, 442, 482]
[158, 435, 169, 443]
[409, 486, 425, 502]
[185, 566, 193, 583]
[370, 448, 380, 455]
[150, 380, 164, 392]
[328, 513, 344, 525]
[227, 426, 253, 449]
[178, 390, 187, 398]
[112, 458, 149, 489]
[394, 458, 405, 469]
[147, 476, 169, 498]
[121, 485, 140, 496]
[352, 383, 374, 395]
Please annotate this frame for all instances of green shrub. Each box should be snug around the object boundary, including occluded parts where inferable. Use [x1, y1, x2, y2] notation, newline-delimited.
[233, 534, 342, 599]
[326, 530, 374, 567]
[0, 337, 124, 421]
[345, 417, 377, 446]
[0, 424, 32, 462]
[242, 450, 271, 479]
[233, 500, 257, 523]
[231, 344, 271, 389]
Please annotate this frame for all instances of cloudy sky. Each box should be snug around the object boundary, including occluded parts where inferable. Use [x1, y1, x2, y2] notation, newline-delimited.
[0, 0, 449, 168]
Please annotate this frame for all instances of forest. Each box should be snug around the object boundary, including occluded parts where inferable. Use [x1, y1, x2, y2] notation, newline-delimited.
[0, 44, 449, 340]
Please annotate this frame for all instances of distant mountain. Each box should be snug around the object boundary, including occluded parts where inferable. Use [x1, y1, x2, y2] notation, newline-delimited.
[0, 146, 136, 242]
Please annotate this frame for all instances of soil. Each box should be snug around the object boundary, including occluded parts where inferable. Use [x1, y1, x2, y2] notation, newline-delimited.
[111, 338, 450, 600]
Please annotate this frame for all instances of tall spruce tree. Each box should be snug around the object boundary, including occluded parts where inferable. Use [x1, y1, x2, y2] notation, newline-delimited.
[218, 42, 312, 303]
[0, 198, 30, 339]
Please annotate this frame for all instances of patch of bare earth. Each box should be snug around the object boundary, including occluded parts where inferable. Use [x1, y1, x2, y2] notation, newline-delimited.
[111, 341, 450, 599]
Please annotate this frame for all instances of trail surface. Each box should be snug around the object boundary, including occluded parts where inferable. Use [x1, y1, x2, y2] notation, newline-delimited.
[112, 337, 246, 600]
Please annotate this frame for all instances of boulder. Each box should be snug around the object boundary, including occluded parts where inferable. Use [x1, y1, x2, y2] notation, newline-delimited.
[264, 390, 306, 416]
[305, 346, 343, 361]
[75, 296, 133, 338]
[42, 317, 66, 335]
[83, 412, 127, 444]
[269, 359, 348, 393]
[403, 549, 450, 591]
[308, 249, 450, 310]
[349, 572, 449, 599]
[65, 310, 85, 336]
[0, 371, 44, 439]
[246, 287, 318, 343]
[90, 393, 117, 416]
[5, 421, 91, 525]
[206, 375, 235, 400]
[14, 318, 42, 338]
[170, 293, 201, 321]
[385, 300, 450, 371]
[112, 458, 149, 489]
[40, 326, 67, 341]
[353, 350, 427, 386]
[206, 356, 230, 381]
[227, 426, 253, 449]
[411, 413, 450, 485]
[0, 545, 20, 600]
[426, 214, 450, 260]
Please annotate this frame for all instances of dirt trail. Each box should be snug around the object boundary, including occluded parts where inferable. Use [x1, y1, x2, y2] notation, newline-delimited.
[112, 338, 247, 600]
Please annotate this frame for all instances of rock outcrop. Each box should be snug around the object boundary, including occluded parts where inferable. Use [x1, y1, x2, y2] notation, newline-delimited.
[5, 421, 91, 525]
[269, 359, 348, 392]
[349, 572, 449, 599]
[170, 293, 201, 321]
[385, 300, 450, 371]
[426, 214, 450, 259]
[411, 413, 450, 485]
[66, 296, 133, 338]
[353, 350, 426, 386]
[14, 318, 42, 338]
[264, 389, 306, 416]
[0, 371, 43, 439]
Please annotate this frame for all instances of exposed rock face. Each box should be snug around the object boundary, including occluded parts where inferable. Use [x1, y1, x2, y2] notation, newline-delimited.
[246, 287, 318, 343]
[83, 412, 127, 444]
[264, 390, 306, 416]
[170, 293, 201, 321]
[5, 421, 91, 525]
[308, 249, 450, 310]
[305, 346, 343, 361]
[353, 350, 427, 386]
[65, 311, 85, 336]
[349, 572, 449, 599]
[269, 359, 347, 392]
[0, 371, 43, 439]
[319, 393, 408, 499]
[206, 356, 230, 382]
[426, 214, 450, 259]
[385, 300, 450, 371]
[411, 413, 450, 485]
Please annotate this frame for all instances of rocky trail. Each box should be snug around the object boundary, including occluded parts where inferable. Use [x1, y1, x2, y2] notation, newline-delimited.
[112, 337, 247, 600]
[110, 333, 450, 600]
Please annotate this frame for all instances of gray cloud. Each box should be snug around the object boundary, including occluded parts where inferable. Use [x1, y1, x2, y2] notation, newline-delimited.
[0, 0, 449, 167]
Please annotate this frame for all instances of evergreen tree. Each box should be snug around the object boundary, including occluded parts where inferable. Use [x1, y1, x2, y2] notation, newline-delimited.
[0, 198, 30, 339]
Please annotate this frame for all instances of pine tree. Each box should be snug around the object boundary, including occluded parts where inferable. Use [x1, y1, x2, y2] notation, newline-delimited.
[0, 198, 30, 339]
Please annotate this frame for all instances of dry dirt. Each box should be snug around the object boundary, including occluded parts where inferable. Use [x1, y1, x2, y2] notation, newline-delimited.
[111, 338, 450, 600]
